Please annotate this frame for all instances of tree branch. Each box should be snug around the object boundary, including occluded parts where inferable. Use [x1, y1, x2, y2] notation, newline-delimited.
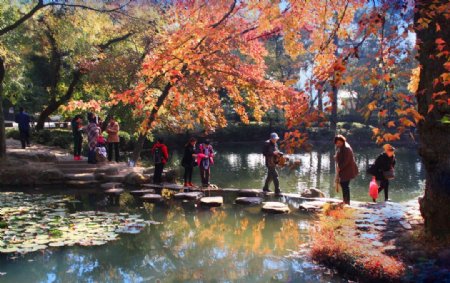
[0, 0, 44, 37]
[0, 0, 134, 37]
[98, 32, 134, 51]
[210, 0, 237, 28]
[44, 0, 134, 14]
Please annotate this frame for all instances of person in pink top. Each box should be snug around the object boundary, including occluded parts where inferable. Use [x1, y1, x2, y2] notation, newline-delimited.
[198, 139, 214, 187]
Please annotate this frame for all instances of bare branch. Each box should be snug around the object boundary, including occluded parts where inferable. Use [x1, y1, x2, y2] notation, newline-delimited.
[44, 0, 134, 14]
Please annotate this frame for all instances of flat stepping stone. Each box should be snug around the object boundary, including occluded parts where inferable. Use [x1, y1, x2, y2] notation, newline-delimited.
[399, 221, 412, 230]
[129, 189, 155, 196]
[222, 188, 240, 193]
[238, 189, 263, 197]
[174, 192, 203, 201]
[299, 201, 326, 212]
[235, 197, 263, 205]
[66, 180, 99, 187]
[100, 182, 123, 190]
[142, 184, 163, 189]
[104, 188, 124, 195]
[64, 173, 96, 181]
[140, 194, 163, 203]
[163, 184, 184, 191]
[200, 196, 223, 207]
[262, 202, 290, 214]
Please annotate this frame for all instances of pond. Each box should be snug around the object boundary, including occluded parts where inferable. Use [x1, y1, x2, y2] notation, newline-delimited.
[0, 145, 425, 282]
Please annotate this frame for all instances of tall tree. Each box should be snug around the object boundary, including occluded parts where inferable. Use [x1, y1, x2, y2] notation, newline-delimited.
[414, 0, 450, 235]
[114, 0, 304, 161]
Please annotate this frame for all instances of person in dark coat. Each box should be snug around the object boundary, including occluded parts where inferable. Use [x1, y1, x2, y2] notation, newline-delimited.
[262, 132, 283, 196]
[71, 115, 83, 160]
[15, 107, 31, 149]
[181, 137, 197, 187]
[335, 135, 359, 205]
[372, 144, 396, 202]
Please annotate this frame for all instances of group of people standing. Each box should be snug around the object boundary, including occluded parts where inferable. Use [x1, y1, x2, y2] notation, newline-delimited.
[262, 132, 396, 204]
[149, 137, 215, 188]
[71, 113, 120, 164]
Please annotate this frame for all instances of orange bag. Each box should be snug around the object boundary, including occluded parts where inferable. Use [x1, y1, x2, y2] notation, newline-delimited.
[369, 176, 379, 200]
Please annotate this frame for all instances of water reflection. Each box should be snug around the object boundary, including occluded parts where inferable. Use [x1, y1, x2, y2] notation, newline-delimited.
[172, 144, 425, 202]
[0, 197, 340, 282]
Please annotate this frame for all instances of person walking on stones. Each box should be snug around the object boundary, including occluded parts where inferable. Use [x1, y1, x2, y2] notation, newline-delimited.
[15, 107, 31, 149]
[86, 112, 100, 164]
[182, 137, 197, 187]
[262, 133, 283, 196]
[334, 135, 359, 205]
[151, 138, 169, 184]
[198, 139, 214, 187]
[71, 115, 83, 160]
[106, 117, 120, 162]
[368, 144, 396, 202]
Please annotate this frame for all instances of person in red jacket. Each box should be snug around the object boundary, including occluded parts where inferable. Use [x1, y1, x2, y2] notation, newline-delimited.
[151, 138, 169, 184]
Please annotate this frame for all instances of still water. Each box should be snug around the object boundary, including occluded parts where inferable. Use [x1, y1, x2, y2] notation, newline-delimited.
[0, 145, 425, 282]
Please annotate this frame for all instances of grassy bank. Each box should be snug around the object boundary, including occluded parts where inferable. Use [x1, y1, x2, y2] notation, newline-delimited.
[310, 204, 405, 282]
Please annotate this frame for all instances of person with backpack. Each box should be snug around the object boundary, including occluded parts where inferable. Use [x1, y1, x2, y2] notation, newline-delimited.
[15, 107, 31, 149]
[106, 117, 120, 162]
[151, 138, 169, 184]
[367, 144, 396, 202]
[262, 133, 283, 196]
[181, 137, 198, 187]
[71, 114, 83, 160]
[334, 135, 359, 205]
[197, 139, 214, 187]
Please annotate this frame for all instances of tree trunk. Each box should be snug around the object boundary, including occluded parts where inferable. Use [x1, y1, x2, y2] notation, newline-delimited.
[35, 70, 82, 130]
[330, 82, 338, 133]
[414, 0, 450, 235]
[0, 57, 6, 159]
[131, 82, 172, 163]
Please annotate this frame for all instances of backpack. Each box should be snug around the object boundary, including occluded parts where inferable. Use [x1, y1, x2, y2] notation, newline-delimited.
[153, 147, 163, 164]
[366, 164, 378, 176]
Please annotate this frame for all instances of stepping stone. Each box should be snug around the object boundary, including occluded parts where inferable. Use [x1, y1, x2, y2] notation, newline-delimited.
[100, 182, 123, 190]
[163, 184, 184, 191]
[142, 184, 163, 189]
[299, 201, 326, 212]
[235, 197, 263, 205]
[140, 194, 163, 203]
[104, 188, 124, 195]
[129, 189, 155, 196]
[174, 192, 203, 201]
[66, 180, 99, 187]
[361, 233, 377, 240]
[200, 196, 223, 207]
[102, 175, 126, 182]
[262, 202, 290, 214]
[64, 173, 96, 181]
[399, 221, 412, 230]
[238, 189, 263, 197]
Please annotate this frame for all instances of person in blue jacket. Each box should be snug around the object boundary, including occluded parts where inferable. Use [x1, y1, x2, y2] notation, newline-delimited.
[15, 107, 31, 149]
